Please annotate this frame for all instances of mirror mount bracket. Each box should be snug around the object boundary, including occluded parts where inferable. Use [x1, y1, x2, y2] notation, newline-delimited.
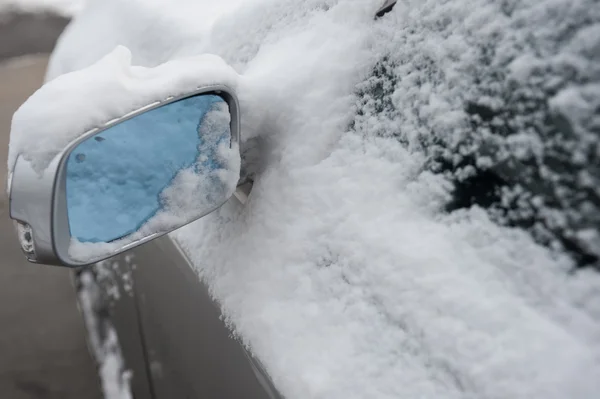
[234, 180, 254, 205]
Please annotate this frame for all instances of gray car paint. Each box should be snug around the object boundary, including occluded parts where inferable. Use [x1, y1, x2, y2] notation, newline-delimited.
[83, 235, 282, 399]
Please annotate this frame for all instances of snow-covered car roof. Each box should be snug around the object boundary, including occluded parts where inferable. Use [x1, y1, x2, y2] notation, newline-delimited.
[13, 0, 600, 398]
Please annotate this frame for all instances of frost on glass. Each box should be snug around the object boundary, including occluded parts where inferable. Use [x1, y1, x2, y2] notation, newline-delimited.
[65, 94, 240, 262]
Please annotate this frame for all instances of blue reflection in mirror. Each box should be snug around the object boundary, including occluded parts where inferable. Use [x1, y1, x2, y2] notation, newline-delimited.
[65, 94, 229, 243]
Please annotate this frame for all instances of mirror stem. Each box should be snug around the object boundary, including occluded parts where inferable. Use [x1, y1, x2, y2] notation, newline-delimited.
[234, 180, 253, 204]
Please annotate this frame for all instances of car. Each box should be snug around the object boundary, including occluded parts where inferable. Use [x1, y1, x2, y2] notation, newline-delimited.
[7, 0, 600, 398]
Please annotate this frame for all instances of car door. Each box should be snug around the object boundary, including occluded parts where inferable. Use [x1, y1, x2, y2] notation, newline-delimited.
[107, 235, 281, 399]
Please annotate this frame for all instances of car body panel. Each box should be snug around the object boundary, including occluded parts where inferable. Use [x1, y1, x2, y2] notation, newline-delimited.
[121, 236, 281, 399]
[95, 257, 154, 399]
[75, 254, 153, 399]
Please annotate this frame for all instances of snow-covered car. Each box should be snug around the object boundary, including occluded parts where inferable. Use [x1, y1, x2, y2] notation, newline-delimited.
[7, 0, 600, 398]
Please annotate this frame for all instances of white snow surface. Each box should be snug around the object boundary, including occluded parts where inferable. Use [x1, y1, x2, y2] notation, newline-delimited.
[0, 0, 82, 15]
[8, 47, 239, 174]
[11, 0, 600, 398]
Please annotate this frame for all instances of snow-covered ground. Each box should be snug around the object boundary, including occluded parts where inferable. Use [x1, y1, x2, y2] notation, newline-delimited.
[0, 0, 82, 15]
[8, 0, 600, 398]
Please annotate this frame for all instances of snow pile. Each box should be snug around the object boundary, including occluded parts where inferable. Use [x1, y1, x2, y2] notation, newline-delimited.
[44, 0, 249, 76]
[8, 47, 239, 174]
[11, 0, 600, 398]
[353, 0, 600, 269]
[0, 0, 83, 15]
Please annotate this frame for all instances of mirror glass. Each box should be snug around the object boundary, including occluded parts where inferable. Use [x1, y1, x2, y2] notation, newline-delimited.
[64, 93, 240, 262]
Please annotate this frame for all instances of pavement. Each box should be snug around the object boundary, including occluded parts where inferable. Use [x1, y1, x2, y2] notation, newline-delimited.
[0, 12, 69, 61]
[0, 15, 103, 399]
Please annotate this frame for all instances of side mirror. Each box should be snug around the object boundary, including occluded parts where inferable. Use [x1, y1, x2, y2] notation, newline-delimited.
[9, 86, 241, 267]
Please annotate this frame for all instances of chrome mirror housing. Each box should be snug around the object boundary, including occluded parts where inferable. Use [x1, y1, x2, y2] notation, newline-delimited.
[9, 86, 241, 267]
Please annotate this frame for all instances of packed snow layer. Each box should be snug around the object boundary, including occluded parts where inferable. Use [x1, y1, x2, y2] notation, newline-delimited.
[355, 0, 600, 268]
[12, 0, 600, 398]
[0, 0, 82, 15]
[8, 47, 239, 174]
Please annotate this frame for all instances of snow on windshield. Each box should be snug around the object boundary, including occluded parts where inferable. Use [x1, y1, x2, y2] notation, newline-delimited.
[14, 0, 600, 398]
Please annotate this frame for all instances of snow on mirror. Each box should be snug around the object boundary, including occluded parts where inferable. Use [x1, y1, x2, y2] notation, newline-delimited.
[64, 93, 239, 263]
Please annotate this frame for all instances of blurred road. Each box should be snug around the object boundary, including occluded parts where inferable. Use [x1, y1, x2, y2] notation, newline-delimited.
[0, 12, 69, 61]
[0, 17, 103, 399]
